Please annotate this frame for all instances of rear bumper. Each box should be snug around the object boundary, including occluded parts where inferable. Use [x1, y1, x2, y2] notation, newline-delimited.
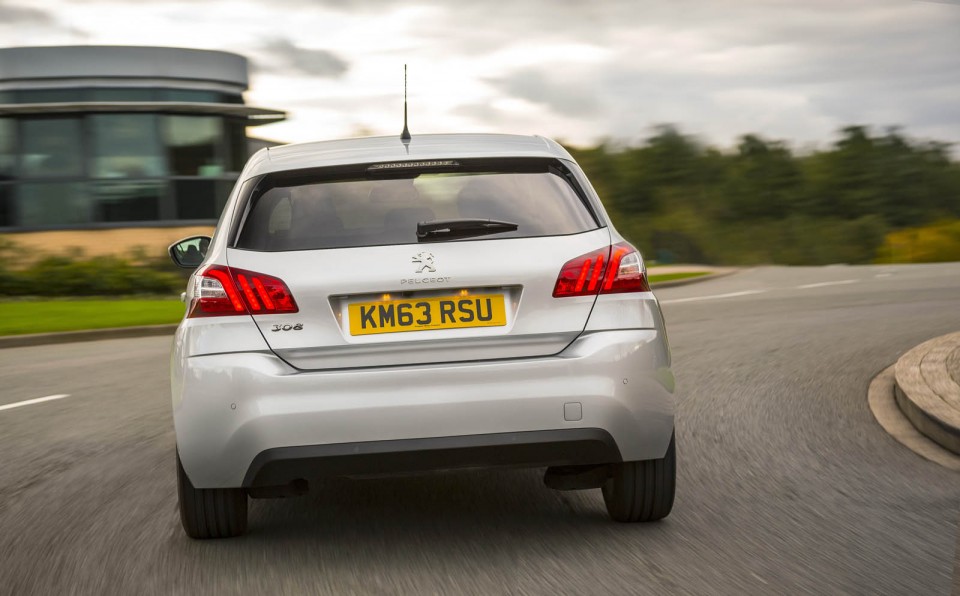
[172, 329, 674, 488]
[244, 429, 620, 487]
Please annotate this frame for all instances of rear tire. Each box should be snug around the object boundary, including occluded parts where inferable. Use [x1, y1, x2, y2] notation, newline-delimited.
[177, 452, 248, 539]
[602, 433, 676, 522]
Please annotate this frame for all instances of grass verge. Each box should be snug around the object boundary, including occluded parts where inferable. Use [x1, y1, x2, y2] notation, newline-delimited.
[0, 298, 184, 336]
[648, 271, 710, 284]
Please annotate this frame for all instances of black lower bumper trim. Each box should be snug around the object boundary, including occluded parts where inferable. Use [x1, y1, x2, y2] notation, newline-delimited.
[243, 428, 622, 488]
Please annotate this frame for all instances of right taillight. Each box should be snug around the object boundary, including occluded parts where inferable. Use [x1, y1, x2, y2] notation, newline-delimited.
[553, 242, 650, 298]
[187, 265, 298, 318]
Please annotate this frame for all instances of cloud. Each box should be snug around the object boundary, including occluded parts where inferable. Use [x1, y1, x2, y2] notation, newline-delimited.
[262, 0, 960, 150]
[0, 2, 55, 25]
[485, 69, 601, 117]
[256, 38, 349, 78]
[0, 1, 88, 40]
[4, 0, 958, 152]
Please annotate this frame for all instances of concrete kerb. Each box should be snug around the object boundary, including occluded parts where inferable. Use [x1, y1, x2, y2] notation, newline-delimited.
[868, 365, 960, 471]
[892, 331, 960, 456]
[0, 324, 178, 349]
[0, 269, 736, 349]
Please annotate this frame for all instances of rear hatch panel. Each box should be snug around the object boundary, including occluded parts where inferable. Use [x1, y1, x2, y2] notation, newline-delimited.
[226, 227, 610, 370]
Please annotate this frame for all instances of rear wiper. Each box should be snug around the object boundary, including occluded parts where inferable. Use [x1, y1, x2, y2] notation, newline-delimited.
[416, 218, 519, 242]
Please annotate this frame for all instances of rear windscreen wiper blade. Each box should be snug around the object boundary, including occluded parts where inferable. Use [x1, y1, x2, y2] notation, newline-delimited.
[417, 218, 519, 242]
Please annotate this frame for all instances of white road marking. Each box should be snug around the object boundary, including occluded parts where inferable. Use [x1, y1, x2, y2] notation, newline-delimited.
[796, 279, 859, 289]
[0, 394, 70, 412]
[660, 289, 767, 304]
[875, 273, 893, 278]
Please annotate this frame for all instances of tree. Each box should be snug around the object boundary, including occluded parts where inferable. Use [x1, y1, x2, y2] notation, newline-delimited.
[722, 134, 802, 220]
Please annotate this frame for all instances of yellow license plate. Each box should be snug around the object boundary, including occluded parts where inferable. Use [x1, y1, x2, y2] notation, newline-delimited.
[348, 294, 507, 336]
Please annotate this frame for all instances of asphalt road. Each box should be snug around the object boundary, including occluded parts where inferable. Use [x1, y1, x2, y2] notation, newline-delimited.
[1, 263, 958, 595]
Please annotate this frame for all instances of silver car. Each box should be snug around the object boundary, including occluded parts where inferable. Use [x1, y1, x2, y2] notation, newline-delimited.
[169, 133, 675, 539]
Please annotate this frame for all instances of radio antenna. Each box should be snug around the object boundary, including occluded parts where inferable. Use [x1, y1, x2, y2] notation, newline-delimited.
[400, 64, 411, 141]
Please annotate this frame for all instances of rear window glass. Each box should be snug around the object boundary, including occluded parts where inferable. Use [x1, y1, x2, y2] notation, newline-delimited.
[234, 165, 598, 251]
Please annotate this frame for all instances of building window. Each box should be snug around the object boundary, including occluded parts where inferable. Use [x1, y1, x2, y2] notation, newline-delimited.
[90, 114, 166, 179]
[172, 178, 235, 220]
[20, 118, 84, 178]
[163, 115, 224, 176]
[0, 118, 15, 178]
[0, 185, 13, 226]
[162, 89, 218, 103]
[3, 87, 247, 104]
[90, 180, 164, 222]
[1, 101, 257, 229]
[17, 89, 81, 104]
[227, 119, 248, 173]
[174, 179, 217, 219]
[87, 88, 157, 102]
[17, 182, 88, 226]
[216, 179, 234, 213]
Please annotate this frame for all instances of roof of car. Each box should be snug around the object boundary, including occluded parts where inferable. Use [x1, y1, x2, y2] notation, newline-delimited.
[244, 133, 574, 176]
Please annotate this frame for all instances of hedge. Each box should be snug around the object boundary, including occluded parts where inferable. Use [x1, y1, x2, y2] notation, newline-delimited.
[0, 252, 185, 297]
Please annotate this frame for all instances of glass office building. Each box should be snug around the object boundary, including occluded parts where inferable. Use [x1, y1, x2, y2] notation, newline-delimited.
[0, 46, 285, 231]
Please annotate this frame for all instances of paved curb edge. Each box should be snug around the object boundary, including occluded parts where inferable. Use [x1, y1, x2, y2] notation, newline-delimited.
[892, 331, 960, 455]
[0, 269, 737, 349]
[894, 384, 960, 455]
[0, 324, 178, 349]
[868, 365, 960, 471]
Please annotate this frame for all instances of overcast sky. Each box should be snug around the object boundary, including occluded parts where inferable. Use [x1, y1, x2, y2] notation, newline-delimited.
[2, 0, 959, 152]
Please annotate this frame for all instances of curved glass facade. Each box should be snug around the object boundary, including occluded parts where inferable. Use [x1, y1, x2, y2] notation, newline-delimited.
[0, 47, 285, 232]
[0, 111, 251, 229]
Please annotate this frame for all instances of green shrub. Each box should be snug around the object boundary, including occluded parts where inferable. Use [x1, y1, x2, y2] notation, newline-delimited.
[0, 253, 184, 297]
[875, 219, 960, 263]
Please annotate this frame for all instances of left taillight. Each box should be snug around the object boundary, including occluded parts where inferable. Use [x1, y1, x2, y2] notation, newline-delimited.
[187, 264, 298, 318]
[553, 242, 651, 298]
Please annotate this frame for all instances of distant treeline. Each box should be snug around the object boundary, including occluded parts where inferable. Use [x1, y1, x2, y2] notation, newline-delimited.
[565, 125, 960, 265]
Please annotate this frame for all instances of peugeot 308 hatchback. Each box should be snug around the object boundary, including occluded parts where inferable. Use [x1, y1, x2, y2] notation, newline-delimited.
[169, 134, 675, 538]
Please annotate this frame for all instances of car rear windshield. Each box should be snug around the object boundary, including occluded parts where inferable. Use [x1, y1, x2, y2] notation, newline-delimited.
[233, 159, 600, 251]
